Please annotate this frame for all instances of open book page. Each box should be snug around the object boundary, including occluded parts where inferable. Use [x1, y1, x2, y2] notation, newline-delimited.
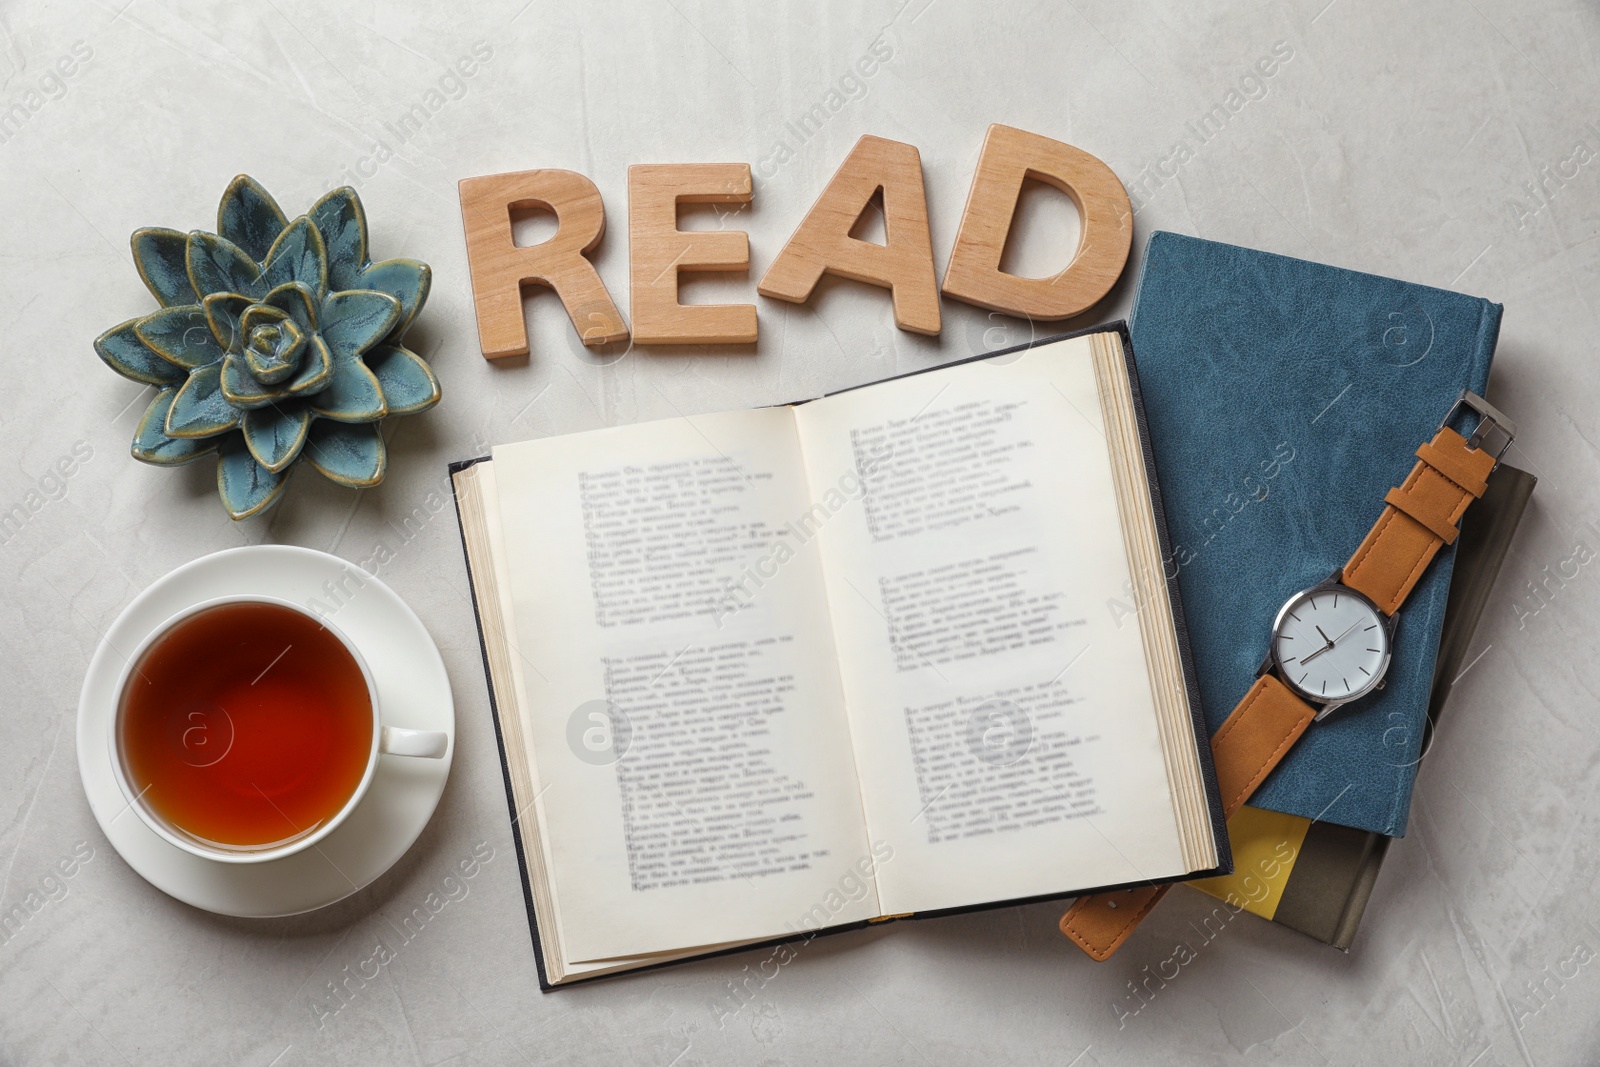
[792, 335, 1188, 916]
[490, 408, 877, 962]
[459, 462, 567, 972]
[457, 463, 783, 984]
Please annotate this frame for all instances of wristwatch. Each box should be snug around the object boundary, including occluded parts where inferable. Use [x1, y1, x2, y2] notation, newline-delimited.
[1059, 390, 1516, 961]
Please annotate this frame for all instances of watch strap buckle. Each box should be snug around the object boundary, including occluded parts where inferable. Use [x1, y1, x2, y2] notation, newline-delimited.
[1443, 389, 1516, 464]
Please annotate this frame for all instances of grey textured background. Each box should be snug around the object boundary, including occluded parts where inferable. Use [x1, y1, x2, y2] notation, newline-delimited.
[2, 0, 1597, 1064]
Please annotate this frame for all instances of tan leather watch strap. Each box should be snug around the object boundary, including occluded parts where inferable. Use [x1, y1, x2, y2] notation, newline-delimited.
[1058, 676, 1315, 960]
[1208, 676, 1320, 813]
[1342, 426, 1496, 614]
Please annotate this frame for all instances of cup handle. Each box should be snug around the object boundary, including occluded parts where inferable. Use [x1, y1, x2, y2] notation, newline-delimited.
[380, 725, 449, 759]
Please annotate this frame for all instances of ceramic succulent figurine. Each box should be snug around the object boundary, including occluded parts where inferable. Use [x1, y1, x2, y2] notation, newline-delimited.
[94, 175, 440, 519]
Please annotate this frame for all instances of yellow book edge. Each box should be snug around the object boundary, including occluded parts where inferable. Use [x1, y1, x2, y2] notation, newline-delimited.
[1188, 805, 1310, 920]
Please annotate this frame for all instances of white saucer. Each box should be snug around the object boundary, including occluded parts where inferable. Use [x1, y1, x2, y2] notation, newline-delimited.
[76, 545, 454, 917]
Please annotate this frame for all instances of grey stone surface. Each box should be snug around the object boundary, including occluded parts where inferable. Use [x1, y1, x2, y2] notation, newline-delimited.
[2, 0, 1597, 1063]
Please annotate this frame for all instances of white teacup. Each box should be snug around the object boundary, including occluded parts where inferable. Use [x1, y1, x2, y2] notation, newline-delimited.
[109, 594, 447, 864]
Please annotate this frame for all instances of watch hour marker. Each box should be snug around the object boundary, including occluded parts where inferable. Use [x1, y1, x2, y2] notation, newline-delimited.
[1289, 612, 1301, 622]
[1320, 680, 1326, 695]
[1364, 624, 1376, 632]
[1341, 677, 1347, 691]
[1299, 672, 1308, 685]
[1358, 666, 1370, 676]
[1366, 648, 1380, 653]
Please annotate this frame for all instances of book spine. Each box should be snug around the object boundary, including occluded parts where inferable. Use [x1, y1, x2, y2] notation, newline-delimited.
[1474, 299, 1505, 389]
[1377, 295, 1506, 835]
[1125, 231, 1166, 333]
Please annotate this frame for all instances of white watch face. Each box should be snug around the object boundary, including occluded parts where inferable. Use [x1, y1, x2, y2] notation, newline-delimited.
[1270, 585, 1390, 704]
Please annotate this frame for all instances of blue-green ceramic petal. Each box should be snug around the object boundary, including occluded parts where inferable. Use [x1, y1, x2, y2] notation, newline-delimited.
[364, 344, 441, 416]
[242, 317, 304, 384]
[217, 438, 289, 519]
[242, 402, 312, 473]
[216, 175, 288, 264]
[132, 389, 222, 465]
[285, 335, 334, 396]
[131, 228, 200, 308]
[262, 281, 318, 331]
[309, 352, 386, 422]
[165, 364, 240, 438]
[239, 303, 289, 333]
[220, 353, 291, 409]
[303, 420, 385, 488]
[359, 259, 431, 338]
[94, 319, 187, 386]
[186, 231, 265, 301]
[202, 292, 253, 351]
[318, 290, 400, 359]
[261, 216, 329, 296]
[309, 187, 369, 291]
[276, 318, 307, 369]
[237, 305, 293, 377]
[134, 306, 225, 369]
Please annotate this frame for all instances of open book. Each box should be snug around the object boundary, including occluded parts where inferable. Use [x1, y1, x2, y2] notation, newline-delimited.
[451, 326, 1227, 987]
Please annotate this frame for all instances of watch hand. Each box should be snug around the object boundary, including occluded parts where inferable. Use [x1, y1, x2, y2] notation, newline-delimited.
[1329, 619, 1362, 646]
[1298, 618, 1368, 667]
[1297, 623, 1336, 664]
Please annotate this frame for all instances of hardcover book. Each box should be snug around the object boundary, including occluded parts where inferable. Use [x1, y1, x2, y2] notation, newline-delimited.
[1190, 463, 1536, 947]
[1128, 231, 1503, 836]
[451, 326, 1228, 987]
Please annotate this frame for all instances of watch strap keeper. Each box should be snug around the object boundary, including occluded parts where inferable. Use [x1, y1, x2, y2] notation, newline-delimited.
[1342, 426, 1496, 614]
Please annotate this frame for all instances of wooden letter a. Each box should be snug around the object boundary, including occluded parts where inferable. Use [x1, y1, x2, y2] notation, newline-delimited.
[759, 135, 941, 336]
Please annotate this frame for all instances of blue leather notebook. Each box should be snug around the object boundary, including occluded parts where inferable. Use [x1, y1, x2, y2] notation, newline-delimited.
[1128, 231, 1500, 837]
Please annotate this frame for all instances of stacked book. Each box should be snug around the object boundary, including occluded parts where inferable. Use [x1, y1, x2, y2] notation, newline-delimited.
[1126, 233, 1534, 947]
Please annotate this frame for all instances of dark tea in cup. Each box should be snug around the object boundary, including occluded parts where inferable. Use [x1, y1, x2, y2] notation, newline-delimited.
[117, 600, 375, 853]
